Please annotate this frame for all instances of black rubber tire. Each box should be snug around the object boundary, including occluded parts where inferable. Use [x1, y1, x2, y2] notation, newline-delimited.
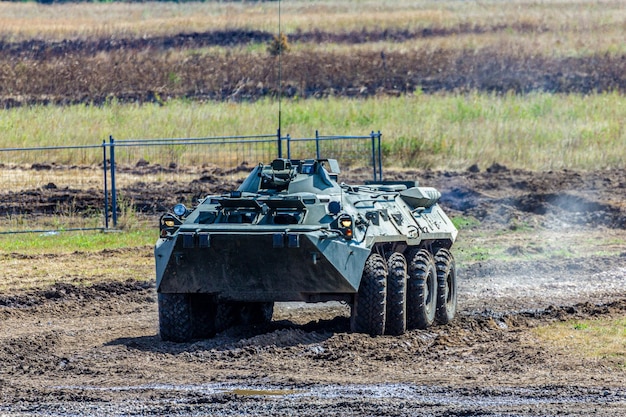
[240, 302, 274, 325]
[214, 301, 240, 334]
[384, 252, 407, 336]
[189, 294, 217, 339]
[434, 248, 458, 324]
[158, 293, 194, 342]
[406, 248, 438, 330]
[350, 253, 387, 336]
[214, 301, 274, 334]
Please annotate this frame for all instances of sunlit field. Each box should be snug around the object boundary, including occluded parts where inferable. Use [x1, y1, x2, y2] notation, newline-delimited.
[0, 0, 624, 170]
[1, 0, 624, 58]
[1, 92, 624, 170]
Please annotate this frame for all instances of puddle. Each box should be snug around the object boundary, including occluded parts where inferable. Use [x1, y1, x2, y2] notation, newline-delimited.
[224, 388, 302, 397]
[52, 383, 304, 397]
[32, 382, 625, 417]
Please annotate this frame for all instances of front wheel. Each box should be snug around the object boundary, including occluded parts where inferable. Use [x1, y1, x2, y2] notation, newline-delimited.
[350, 253, 387, 336]
[158, 293, 194, 342]
[384, 252, 407, 336]
[159, 293, 217, 342]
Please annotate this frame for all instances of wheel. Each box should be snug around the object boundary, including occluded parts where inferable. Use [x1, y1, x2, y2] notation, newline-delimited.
[240, 302, 274, 325]
[214, 301, 240, 334]
[384, 252, 407, 336]
[215, 301, 274, 334]
[158, 293, 193, 342]
[406, 248, 438, 329]
[350, 253, 387, 336]
[159, 293, 218, 342]
[189, 294, 217, 339]
[434, 249, 457, 324]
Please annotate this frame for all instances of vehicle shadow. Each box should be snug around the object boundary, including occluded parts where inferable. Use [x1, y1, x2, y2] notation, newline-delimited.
[106, 316, 348, 354]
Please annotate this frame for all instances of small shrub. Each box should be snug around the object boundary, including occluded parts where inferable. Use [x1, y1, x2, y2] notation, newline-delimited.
[267, 33, 291, 57]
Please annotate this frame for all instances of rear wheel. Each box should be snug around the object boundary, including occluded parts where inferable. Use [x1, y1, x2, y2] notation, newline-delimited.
[215, 301, 240, 334]
[158, 293, 193, 342]
[384, 252, 407, 336]
[240, 302, 274, 325]
[350, 253, 387, 336]
[406, 249, 438, 329]
[435, 249, 457, 324]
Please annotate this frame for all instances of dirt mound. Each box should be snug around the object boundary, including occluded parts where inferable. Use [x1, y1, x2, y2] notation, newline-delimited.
[418, 167, 626, 229]
[0, 30, 273, 59]
[0, 279, 153, 311]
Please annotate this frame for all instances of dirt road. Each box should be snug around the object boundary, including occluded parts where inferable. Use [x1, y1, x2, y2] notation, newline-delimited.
[1, 165, 625, 416]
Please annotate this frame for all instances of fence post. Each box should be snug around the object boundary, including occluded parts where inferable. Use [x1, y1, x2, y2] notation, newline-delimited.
[315, 130, 320, 160]
[102, 140, 109, 229]
[286, 134, 291, 159]
[377, 130, 383, 181]
[370, 131, 377, 181]
[109, 135, 118, 227]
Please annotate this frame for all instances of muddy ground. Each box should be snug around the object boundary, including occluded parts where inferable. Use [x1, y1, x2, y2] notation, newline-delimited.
[1, 165, 625, 416]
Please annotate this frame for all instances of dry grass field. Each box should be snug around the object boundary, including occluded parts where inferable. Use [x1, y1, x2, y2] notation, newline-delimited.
[0, 0, 624, 170]
[1, 0, 624, 53]
[0, 0, 624, 108]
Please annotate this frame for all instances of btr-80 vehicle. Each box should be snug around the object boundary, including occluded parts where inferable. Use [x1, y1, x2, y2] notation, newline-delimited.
[155, 158, 458, 342]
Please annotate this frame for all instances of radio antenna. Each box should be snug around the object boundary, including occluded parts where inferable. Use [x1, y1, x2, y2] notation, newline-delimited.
[277, 0, 282, 144]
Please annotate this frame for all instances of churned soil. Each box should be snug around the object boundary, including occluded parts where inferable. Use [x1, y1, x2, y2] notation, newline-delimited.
[1, 164, 625, 416]
[4, 161, 626, 228]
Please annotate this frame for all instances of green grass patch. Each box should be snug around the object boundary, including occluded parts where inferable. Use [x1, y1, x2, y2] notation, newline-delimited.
[451, 215, 481, 230]
[0, 228, 155, 254]
[533, 317, 626, 366]
[1, 92, 625, 171]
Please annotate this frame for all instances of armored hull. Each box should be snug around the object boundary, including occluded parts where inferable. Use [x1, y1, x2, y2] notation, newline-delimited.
[155, 159, 458, 341]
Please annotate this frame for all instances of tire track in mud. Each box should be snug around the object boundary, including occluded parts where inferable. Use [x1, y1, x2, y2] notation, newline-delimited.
[2, 278, 625, 356]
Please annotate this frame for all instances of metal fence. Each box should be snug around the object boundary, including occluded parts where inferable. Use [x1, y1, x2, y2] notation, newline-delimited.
[0, 144, 107, 234]
[0, 131, 383, 233]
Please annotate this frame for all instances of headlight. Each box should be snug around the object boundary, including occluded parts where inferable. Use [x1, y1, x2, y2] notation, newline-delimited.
[338, 215, 354, 240]
[173, 204, 188, 217]
[160, 214, 182, 237]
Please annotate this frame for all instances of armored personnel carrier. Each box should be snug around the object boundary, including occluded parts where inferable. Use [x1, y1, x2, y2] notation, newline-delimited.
[155, 158, 458, 342]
